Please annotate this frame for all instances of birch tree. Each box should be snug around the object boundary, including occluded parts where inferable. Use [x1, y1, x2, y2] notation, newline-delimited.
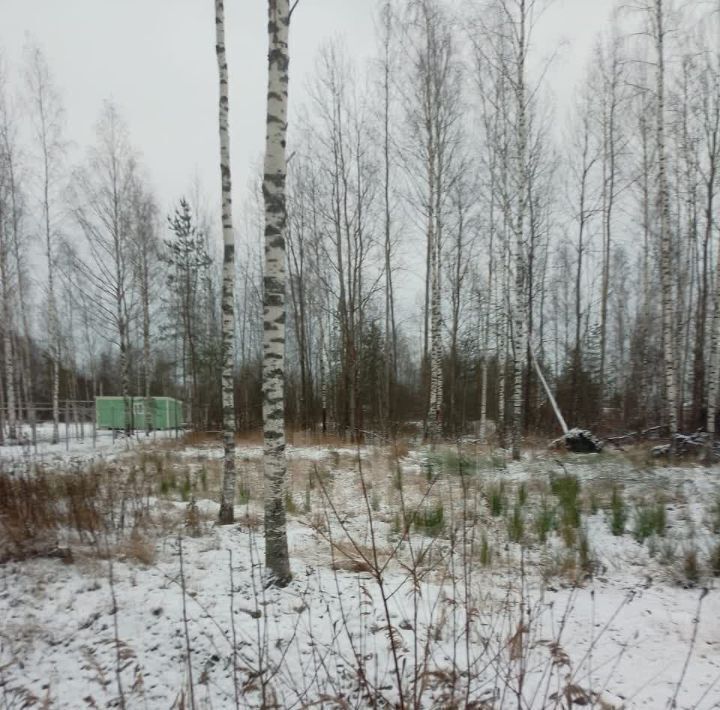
[566, 89, 599, 422]
[301, 42, 380, 440]
[693, 13, 720, 430]
[262, 0, 292, 585]
[1, 60, 37, 445]
[214, 0, 238, 525]
[653, 0, 679, 438]
[378, 0, 398, 432]
[471, 4, 513, 444]
[24, 45, 64, 444]
[130, 179, 158, 435]
[479, 0, 534, 458]
[71, 102, 138, 436]
[401, 0, 462, 441]
[594, 29, 626, 405]
[0, 68, 21, 442]
[704, 7, 720, 436]
[0, 179, 17, 443]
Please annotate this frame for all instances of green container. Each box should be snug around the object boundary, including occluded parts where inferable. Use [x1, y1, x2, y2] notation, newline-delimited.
[95, 396, 184, 430]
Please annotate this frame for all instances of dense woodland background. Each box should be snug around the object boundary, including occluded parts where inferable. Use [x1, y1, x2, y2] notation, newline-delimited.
[0, 0, 719, 445]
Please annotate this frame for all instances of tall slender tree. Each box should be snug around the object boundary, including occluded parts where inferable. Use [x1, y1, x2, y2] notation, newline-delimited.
[653, 0, 679, 438]
[0, 70, 21, 442]
[262, 0, 292, 585]
[71, 102, 137, 436]
[215, 0, 238, 525]
[24, 45, 64, 445]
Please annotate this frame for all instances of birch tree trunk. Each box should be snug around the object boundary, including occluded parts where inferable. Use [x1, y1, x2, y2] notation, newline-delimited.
[0, 365, 5, 445]
[381, 0, 397, 433]
[598, 35, 621, 405]
[262, 0, 291, 585]
[407, 0, 460, 443]
[699, 36, 719, 432]
[0, 239, 17, 442]
[708, 235, 720, 436]
[215, 0, 238, 525]
[654, 0, 679, 439]
[131, 187, 155, 436]
[142, 263, 152, 436]
[511, 0, 529, 461]
[24, 46, 63, 445]
[706, 24, 720, 436]
[428, 218, 442, 441]
[1, 119, 35, 445]
[43, 114, 61, 445]
[0, 90, 18, 442]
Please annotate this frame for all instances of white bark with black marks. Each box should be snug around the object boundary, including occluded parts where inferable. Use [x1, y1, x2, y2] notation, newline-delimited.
[0, 211, 17, 442]
[654, 0, 679, 438]
[511, 0, 529, 461]
[215, 0, 238, 525]
[262, 0, 292, 586]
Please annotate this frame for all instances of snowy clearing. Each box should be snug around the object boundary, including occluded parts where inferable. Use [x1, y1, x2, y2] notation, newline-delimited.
[1, 440, 719, 708]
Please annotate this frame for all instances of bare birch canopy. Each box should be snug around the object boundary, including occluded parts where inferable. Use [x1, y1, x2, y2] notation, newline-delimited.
[0, 0, 718, 450]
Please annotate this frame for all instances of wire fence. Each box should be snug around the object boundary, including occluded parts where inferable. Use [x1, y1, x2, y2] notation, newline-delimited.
[0, 402, 184, 472]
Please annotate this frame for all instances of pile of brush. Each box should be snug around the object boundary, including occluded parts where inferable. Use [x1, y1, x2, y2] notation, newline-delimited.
[652, 431, 720, 459]
[550, 428, 604, 454]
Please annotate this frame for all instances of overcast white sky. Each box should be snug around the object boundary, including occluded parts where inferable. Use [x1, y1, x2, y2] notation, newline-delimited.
[1, 0, 616, 220]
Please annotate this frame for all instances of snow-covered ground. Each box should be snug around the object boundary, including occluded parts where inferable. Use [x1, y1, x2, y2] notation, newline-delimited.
[0, 423, 181, 473]
[1, 442, 719, 708]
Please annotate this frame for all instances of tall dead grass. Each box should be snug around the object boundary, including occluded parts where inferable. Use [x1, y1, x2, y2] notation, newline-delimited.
[0, 463, 155, 564]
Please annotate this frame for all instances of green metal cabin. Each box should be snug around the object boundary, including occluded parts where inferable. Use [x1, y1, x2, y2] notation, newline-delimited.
[95, 396, 184, 430]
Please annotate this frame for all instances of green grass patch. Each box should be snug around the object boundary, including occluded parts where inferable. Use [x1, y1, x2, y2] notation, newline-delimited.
[180, 474, 192, 502]
[535, 497, 556, 543]
[517, 482, 528, 507]
[610, 486, 627, 536]
[427, 450, 477, 478]
[488, 481, 506, 517]
[285, 491, 298, 514]
[412, 503, 445, 537]
[633, 500, 666, 542]
[507, 503, 524, 543]
[578, 528, 593, 574]
[551, 473, 581, 544]
[237, 484, 250, 505]
[479, 532, 492, 566]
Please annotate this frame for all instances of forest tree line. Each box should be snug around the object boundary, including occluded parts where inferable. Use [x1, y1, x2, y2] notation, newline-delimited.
[0, 0, 719, 451]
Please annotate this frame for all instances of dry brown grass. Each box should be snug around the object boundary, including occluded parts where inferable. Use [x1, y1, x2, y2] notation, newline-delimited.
[120, 529, 156, 565]
[1, 465, 164, 564]
[0, 472, 58, 560]
[235, 429, 265, 446]
[391, 438, 410, 460]
[330, 540, 393, 573]
[0, 470, 106, 561]
[308, 510, 328, 533]
[236, 511, 262, 531]
[180, 427, 355, 448]
[288, 429, 352, 448]
[179, 430, 221, 447]
[171, 429, 267, 448]
[621, 443, 658, 470]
